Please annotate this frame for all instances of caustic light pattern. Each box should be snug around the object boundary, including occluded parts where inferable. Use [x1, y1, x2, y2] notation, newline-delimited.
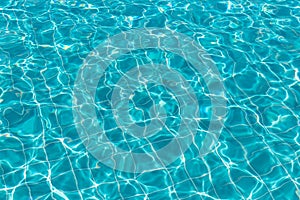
[0, 0, 300, 199]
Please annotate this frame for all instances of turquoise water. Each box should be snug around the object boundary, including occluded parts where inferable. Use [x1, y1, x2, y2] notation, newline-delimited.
[0, 0, 300, 199]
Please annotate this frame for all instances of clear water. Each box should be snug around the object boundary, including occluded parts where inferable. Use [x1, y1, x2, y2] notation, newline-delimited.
[0, 0, 300, 199]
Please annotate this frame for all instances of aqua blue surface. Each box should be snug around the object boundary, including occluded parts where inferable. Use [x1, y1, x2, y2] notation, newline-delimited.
[0, 0, 300, 199]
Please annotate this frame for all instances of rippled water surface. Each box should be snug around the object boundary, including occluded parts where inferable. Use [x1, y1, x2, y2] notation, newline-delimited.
[0, 0, 300, 199]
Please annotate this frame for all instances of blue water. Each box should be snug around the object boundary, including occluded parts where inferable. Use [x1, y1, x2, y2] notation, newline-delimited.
[0, 0, 300, 199]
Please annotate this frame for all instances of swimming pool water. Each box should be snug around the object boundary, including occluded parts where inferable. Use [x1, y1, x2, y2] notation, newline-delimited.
[0, 0, 300, 199]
